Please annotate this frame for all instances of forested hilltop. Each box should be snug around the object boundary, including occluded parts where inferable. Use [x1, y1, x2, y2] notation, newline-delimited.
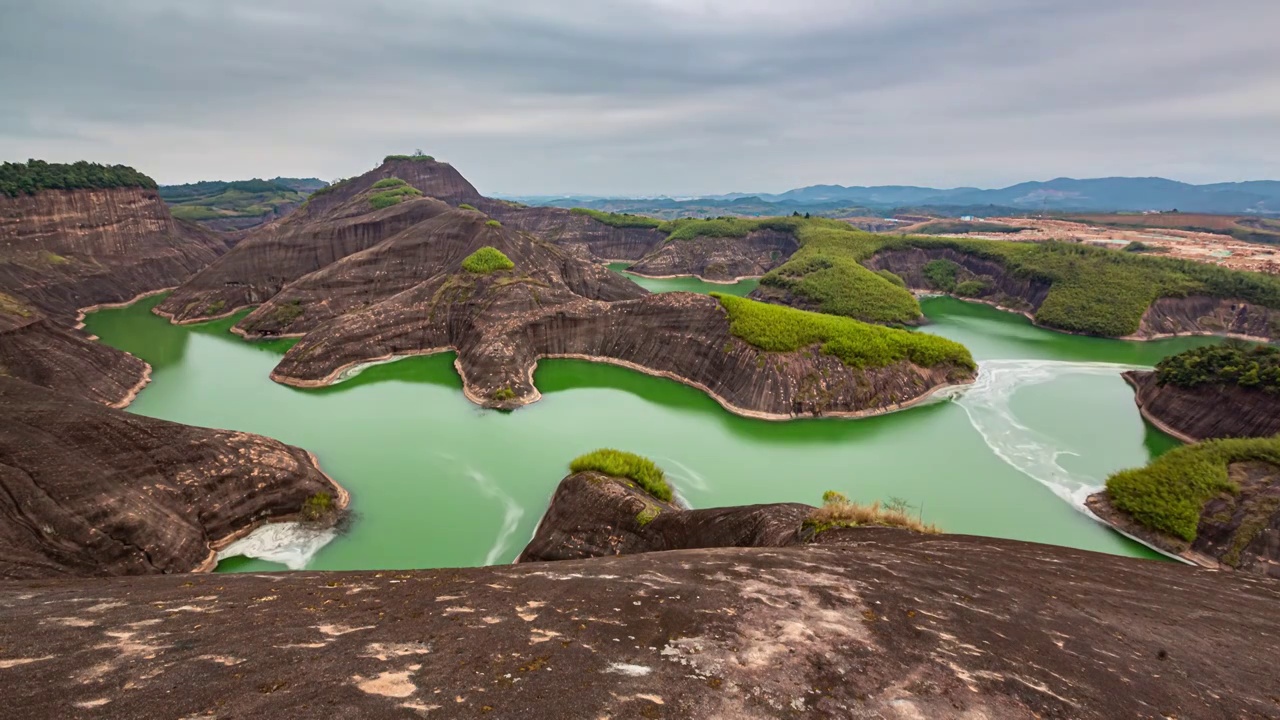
[159, 177, 328, 229]
[0, 160, 157, 197]
[1156, 342, 1280, 393]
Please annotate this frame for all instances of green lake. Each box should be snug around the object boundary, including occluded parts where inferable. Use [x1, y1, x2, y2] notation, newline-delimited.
[83, 278, 1220, 572]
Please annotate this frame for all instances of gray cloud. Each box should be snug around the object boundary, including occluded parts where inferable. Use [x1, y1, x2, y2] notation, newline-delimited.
[1, 0, 1276, 194]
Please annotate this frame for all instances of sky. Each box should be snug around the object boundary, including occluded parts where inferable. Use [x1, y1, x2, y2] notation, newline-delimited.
[1, 0, 1278, 196]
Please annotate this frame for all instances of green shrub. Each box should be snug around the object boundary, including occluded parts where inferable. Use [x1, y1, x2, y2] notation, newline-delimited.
[713, 293, 974, 371]
[458, 203, 478, 211]
[1106, 436, 1280, 542]
[485, 219, 502, 228]
[461, 246, 515, 274]
[369, 183, 423, 210]
[805, 491, 940, 534]
[954, 279, 988, 297]
[923, 259, 959, 292]
[570, 449, 672, 502]
[491, 386, 517, 401]
[301, 492, 334, 521]
[570, 208, 664, 229]
[875, 269, 906, 288]
[1155, 341, 1280, 393]
[372, 178, 408, 189]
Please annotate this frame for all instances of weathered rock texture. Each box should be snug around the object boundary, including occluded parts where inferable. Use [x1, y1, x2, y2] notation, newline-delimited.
[479, 201, 667, 261]
[862, 247, 1049, 315]
[0, 307, 146, 407]
[0, 187, 229, 322]
[519, 471, 812, 562]
[626, 229, 797, 281]
[1136, 295, 1280, 340]
[1088, 460, 1280, 579]
[0, 377, 346, 579]
[0, 187, 233, 403]
[2, 534, 1278, 718]
[1124, 370, 1280, 442]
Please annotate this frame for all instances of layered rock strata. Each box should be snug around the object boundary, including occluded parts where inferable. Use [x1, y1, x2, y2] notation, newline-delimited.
[0, 377, 346, 579]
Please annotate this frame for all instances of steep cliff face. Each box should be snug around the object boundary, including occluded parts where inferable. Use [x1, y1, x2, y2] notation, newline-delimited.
[155, 192, 456, 323]
[862, 247, 1051, 315]
[9, 530, 1275, 717]
[0, 187, 229, 322]
[518, 471, 812, 562]
[626, 229, 798, 280]
[0, 377, 346, 579]
[1124, 370, 1280, 442]
[0, 306, 147, 407]
[1136, 295, 1279, 340]
[479, 201, 667, 260]
[1087, 460, 1280, 579]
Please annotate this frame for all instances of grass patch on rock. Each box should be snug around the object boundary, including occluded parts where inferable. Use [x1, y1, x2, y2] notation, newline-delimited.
[805, 491, 940, 534]
[713, 293, 974, 371]
[1105, 436, 1280, 542]
[570, 208, 664, 229]
[368, 178, 423, 210]
[570, 449, 672, 502]
[462, 246, 515, 274]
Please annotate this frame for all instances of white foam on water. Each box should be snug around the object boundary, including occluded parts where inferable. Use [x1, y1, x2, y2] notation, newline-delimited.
[951, 359, 1147, 509]
[467, 468, 525, 565]
[217, 523, 338, 570]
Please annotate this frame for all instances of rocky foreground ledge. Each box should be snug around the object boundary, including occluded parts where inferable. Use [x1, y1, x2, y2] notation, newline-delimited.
[0, 377, 347, 578]
[1, 533, 1277, 719]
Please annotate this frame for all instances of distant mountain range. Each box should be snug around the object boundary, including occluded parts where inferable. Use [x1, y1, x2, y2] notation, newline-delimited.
[159, 177, 329, 231]
[508, 177, 1280, 217]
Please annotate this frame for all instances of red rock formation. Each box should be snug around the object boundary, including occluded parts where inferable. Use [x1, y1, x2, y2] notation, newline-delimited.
[0, 377, 347, 579]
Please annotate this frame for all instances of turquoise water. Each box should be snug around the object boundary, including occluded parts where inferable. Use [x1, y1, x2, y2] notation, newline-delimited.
[83, 280, 1217, 572]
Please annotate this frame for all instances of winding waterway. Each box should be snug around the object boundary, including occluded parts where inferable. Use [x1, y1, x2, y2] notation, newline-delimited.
[83, 277, 1220, 572]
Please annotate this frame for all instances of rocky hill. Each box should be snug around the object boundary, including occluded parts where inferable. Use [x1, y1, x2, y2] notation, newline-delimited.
[4, 497, 1278, 717]
[1125, 370, 1280, 442]
[0, 376, 346, 579]
[161, 165, 974, 419]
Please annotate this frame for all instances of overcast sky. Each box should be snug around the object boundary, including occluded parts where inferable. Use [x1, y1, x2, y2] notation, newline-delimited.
[1, 0, 1277, 195]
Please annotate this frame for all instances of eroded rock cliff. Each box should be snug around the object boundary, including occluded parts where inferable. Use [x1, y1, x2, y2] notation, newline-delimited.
[0, 187, 229, 322]
[3, 533, 1277, 718]
[1124, 370, 1280, 442]
[625, 229, 797, 281]
[0, 305, 147, 407]
[0, 377, 347, 579]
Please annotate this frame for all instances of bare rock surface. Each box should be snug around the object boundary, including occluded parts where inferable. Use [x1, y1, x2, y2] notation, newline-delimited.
[0, 307, 146, 407]
[1124, 370, 1280, 442]
[518, 471, 812, 562]
[0, 187, 229, 322]
[480, 201, 667, 261]
[627, 229, 797, 281]
[1137, 295, 1279, 340]
[0, 377, 346, 579]
[1, 534, 1278, 718]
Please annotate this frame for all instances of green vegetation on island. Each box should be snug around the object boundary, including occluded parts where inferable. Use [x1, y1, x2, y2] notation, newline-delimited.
[757, 222, 1280, 336]
[160, 177, 327, 224]
[1155, 342, 1280, 393]
[461, 246, 515, 274]
[1, 160, 157, 198]
[712, 293, 975, 371]
[1105, 436, 1280, 542]
[569, 449, 672, 502]
[368, 178, 423, 210]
